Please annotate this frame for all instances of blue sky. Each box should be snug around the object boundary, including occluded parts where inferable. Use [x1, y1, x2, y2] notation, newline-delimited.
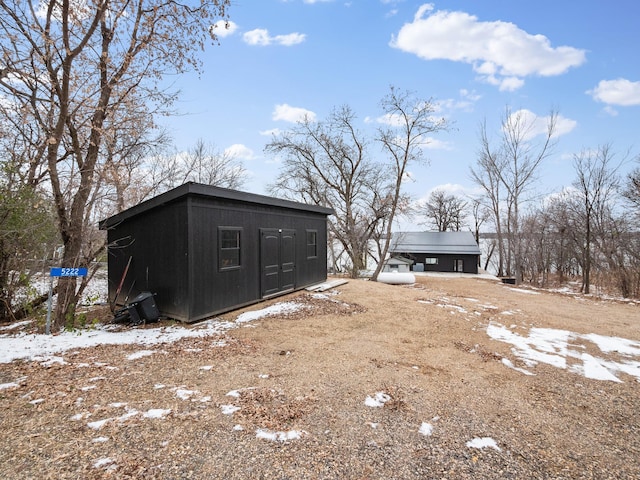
[161, 0, 640, 221]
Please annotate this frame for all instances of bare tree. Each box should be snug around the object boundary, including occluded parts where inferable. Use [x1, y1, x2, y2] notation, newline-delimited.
[105, 137, 249, 214]
[371, 87, 449, 281]
[0, 0, 230, 330]
[543, 192, 578, 283]
[472, 108, 557, 282]
[159, 139, 247, 192]
[519, 207, 561, 286]
[501, 108, 557, 283]
[266, 88, 448, 279]
[368, 185, 413, 270]
[422, 189, 468, 232]
[470, 120, 510, 277]
[623, 159, 640, 223]
[571, 144, 622, 294]
[480, 143, 639, 299]
[97, 128, 173, 215]
[470, 196, 489, 245]
[594, 208, 639, 297]
[266, 106, 383, 277]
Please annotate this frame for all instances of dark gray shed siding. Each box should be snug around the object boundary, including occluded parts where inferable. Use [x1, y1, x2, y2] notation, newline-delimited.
[104, 199, 191, 320]
[100, 183, 332, 322]
[398, 252, 479, 274]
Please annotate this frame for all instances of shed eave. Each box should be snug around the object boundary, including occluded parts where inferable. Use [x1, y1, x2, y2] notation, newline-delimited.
[99, 182, 334, 229]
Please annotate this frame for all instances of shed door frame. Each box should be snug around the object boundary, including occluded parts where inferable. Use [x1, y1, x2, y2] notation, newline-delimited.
[260, 228, 296, 298]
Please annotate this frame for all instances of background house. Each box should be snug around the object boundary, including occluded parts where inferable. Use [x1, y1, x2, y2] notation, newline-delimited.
[99, 182, 333, 322]
[382, 256, 413, 273]
[389, 231, 481, 274]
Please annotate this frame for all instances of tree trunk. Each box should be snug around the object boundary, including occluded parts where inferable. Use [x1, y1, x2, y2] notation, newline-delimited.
[584, 221, 591, 294]
[53, 235, 83, 330]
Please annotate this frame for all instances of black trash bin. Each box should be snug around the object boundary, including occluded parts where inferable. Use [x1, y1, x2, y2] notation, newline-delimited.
[130, 292, 159, 323]
[126, 304, 141, 324]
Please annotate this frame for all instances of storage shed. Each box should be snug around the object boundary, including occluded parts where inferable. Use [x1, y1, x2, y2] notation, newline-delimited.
[389, 231, 481, 274]
[382, 256, 413, 273]
[99, 182, 333, 322]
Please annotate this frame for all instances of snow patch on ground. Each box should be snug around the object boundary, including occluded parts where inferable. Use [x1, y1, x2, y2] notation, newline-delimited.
[93, 457, 115, 469]
[126, 350, 157, 360]
[143, 408, 171, 419]
[174, 388, 198, 400]
[507, 287, 540, 295]
[466, 437, 501, 451]
[419, 422, 433, 436]
[221, 404, 241, 415]
[256, 428, 306, 442]
[501, 358, 535, 376]
[0, 381, 21, 390]
[488, 322, 640, 382]
[364, 391, 391, 408]
[235, 302, 305, 323]
[0, 298, 318, 364]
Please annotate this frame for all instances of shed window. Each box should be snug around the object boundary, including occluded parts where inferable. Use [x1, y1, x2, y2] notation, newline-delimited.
[219, 227, 241, 270]
[425, 257, 438, 265]
[306, 230, 317, 258]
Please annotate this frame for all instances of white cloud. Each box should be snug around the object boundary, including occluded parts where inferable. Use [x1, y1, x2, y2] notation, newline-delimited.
[276, 32, 307, 46]
[259, 128, 283, 137]
[436, 89, 482, 113]
[603, 106, 619, 117]
[402, 170, 416, 182]
[211, 20, 238, 38]
[587, 78, 640, 106]
[364, 115, 452, 150]
[224, 144, 255, 160]
[421, 137, 453, 150]
[243, 28, 306, 46]
[243, 29, 271, 46]
[265, 156, 283, 166]
[495, 76, 525, 92]
[366, 112, 405, 127]
[541, 186, 578, 208]
[431, 183, 477, 197]
[505, 109, 577, 140]
[553, 115, 577, 137]
[390, 5, 586, 90]
[459, 89, 481, 102]
[272, 104, 316, 123]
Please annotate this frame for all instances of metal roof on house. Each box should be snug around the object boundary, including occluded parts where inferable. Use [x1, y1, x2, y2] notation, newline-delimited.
[390, 231, 481, 255]
[99, 182, 334, 229]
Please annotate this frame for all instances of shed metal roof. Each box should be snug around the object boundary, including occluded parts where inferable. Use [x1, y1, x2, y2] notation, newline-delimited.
[99, 182, 334, 229]
[385, 256, 414, 265]
[390, 231, 481, 255]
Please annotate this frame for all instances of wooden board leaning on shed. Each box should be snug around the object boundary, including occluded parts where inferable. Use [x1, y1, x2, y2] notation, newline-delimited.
[305, 279, 349, 292]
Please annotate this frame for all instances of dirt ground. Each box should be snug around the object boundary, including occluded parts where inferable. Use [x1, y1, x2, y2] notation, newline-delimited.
[0, 275, 639, 479]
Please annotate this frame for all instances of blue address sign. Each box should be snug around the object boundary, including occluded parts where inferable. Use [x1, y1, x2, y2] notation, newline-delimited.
[50, 267, 88, 277]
